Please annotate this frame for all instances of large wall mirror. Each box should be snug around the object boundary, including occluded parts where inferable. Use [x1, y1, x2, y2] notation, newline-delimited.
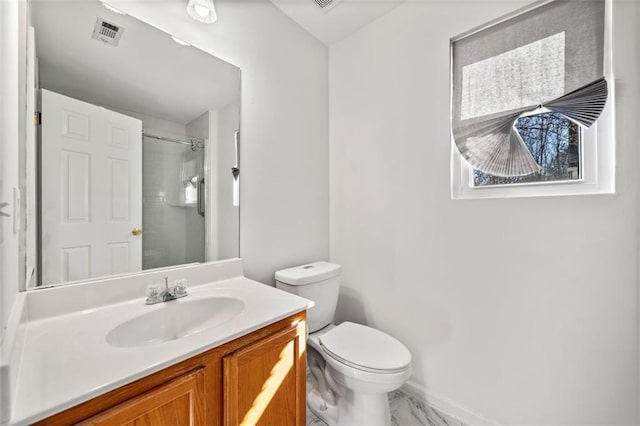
[25, 0, 241, 289]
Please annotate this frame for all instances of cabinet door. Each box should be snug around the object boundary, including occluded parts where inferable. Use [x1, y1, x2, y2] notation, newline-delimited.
[223, 320, 306, 426]
[79, 368, 206, 426]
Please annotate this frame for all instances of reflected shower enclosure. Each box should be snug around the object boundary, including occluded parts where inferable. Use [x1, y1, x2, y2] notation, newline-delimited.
[142, 131, 206, 270]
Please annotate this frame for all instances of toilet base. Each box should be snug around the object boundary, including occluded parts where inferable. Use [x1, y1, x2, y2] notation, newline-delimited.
[337, 388, 392, 426]
[308, 388, 338, 426]
[308, 386, 392, 426]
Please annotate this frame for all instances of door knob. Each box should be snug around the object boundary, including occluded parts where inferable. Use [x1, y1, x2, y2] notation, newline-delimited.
[131, 228, 142, 236]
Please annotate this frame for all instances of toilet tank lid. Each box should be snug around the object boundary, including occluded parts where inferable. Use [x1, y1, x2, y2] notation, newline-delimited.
[275, 261, 341, 285]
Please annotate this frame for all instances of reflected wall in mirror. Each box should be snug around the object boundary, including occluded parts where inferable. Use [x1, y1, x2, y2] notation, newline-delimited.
[26, 0, 241, 288]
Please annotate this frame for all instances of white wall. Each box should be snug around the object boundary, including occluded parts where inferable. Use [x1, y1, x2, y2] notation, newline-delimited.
[329, 1, 640, 424]
[0, 0, 20, 340]
[115, 0, 330, 284]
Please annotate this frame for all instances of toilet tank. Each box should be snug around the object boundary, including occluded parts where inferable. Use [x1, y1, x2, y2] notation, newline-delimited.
[275, 262, 341, 333]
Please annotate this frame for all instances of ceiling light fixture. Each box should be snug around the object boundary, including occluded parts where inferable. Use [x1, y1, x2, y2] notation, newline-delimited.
[100, 0, 126, 15]
[187, 0, 217, 24]
[171, 35, 191, 47]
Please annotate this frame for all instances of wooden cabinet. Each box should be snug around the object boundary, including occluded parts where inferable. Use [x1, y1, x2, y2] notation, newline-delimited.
[223, 323, 305, 426]
[36, 311, 306, 426]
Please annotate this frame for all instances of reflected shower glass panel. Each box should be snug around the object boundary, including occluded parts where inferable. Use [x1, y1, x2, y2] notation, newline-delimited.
[142, 133, 206, 270]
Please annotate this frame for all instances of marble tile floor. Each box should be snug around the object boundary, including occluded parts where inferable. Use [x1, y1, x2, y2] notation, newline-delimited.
[306, 389, 466, 426]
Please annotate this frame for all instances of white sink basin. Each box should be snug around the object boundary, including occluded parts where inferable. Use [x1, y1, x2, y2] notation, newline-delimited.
[106, 296, 245, 347]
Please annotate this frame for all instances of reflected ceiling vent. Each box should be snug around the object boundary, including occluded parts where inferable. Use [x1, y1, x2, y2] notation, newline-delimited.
[313, 0, 344, 14]
[314, 0, 334, 8]
[92, 18, 125, 46]
[313, 0, 343, 13]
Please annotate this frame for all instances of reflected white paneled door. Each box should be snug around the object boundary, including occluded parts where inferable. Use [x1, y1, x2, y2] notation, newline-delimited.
[41, 89, 142, 285]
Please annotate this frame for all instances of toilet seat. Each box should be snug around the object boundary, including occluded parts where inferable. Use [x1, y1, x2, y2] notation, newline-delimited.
[319, 322, 411, 374]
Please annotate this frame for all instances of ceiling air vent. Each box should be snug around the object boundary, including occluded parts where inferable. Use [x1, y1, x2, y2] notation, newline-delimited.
[313, 0, 334, 8]
[92, 18, 125, 46]
[312, 0, 344, 13]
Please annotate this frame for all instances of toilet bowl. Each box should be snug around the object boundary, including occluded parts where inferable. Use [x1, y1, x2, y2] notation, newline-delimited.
[275, 262, 412, 426]
[307, 323, 412, 426]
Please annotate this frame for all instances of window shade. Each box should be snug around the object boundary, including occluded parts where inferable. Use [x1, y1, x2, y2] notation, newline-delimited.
[451, 0, 607, 177]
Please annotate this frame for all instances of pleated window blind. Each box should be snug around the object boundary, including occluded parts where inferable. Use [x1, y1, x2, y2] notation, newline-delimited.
[451, 0, 607, 178]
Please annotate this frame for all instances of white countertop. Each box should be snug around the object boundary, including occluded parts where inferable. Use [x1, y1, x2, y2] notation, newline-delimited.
[8, 276, 312, 425]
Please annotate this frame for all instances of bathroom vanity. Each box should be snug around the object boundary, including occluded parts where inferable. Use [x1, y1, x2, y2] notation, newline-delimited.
[3, 260, 313, 425]
[36, 311, 306, 425]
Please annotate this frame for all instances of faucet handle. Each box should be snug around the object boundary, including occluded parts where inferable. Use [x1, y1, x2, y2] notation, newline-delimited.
[145, 284, 160, 299]
[175, 279, 188, 295]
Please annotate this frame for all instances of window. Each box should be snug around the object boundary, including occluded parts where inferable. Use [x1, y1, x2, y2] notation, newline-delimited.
[472, 112, 581, 187]
[450, 0, 614, 199]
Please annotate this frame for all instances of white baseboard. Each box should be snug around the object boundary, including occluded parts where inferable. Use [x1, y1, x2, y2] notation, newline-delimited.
[401, 380, 502, 426]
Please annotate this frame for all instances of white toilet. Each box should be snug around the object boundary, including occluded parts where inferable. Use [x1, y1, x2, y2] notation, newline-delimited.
[275, 262, 412, 426]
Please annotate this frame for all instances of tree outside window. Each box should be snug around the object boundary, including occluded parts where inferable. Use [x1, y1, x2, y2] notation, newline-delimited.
[473, 112, 580, 186]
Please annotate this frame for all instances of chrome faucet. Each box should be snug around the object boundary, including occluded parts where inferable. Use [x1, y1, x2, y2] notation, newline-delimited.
[145, 277, 188, 305]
